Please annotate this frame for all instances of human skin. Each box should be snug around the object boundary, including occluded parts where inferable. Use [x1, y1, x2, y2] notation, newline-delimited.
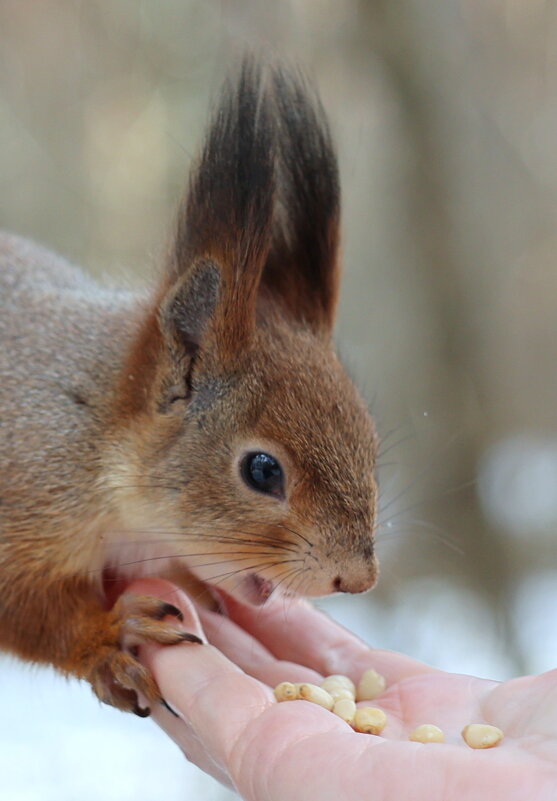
[130, 578, 557, 800]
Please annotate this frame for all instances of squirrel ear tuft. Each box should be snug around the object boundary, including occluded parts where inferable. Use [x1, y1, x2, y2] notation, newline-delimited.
[261, 66, 341, 336]
[167, 57, 275, 360]
[159, 259, 221, 354]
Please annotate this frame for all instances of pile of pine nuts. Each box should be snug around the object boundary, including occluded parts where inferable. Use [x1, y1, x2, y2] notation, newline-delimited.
[274, 669, 504, 749]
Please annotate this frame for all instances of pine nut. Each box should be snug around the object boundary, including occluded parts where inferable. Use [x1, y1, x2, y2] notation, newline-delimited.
[353, 706, 388, 735]
[462, 723, 504, 749]
[323, 684, 355, 702]
[332, 698, 357, 725]
[321, 675, 356, 698]
[409, 724, 445, 743]
[274, 682, 299, 702]
[298, 683, 335, 710]
[356, 669, 386, 701]
[275, 673, 506, 750]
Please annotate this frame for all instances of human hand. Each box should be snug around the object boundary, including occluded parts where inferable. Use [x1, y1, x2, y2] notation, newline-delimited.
[129, 578, 557, 800]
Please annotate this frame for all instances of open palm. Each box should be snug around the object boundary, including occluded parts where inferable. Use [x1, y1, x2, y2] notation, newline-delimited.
[134, 579, 557, 800]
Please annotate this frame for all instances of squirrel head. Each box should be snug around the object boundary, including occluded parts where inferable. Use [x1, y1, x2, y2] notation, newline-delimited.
[108, 59, 378, 605]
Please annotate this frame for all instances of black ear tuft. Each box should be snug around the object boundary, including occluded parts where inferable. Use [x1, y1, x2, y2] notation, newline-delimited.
[262, 66, 341, 334]
[163, 57, 341, 360]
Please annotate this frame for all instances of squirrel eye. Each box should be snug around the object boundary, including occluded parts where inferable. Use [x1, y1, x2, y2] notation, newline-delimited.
[241, 452, 284, 498]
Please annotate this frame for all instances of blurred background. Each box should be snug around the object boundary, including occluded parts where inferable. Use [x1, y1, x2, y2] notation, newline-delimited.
[2, 0, 557, 798]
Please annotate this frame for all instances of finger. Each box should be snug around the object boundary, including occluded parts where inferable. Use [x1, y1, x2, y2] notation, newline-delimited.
[220, 592, 436, 683]
[141, 633, 274, 773]
[198, 606, 323, 687]
[125, 579, 239, 785]
[127, 579, 278, 773]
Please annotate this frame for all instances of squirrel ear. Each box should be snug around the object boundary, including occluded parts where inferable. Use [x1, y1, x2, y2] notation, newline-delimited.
[159, 259, 221, 355]
[114, 260, 221, 419]
[167, 57, 275, 362]
[260, 67, 341, 336]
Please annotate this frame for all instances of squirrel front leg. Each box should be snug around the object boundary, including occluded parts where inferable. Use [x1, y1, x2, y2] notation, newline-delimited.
[4, 576, 202, 715]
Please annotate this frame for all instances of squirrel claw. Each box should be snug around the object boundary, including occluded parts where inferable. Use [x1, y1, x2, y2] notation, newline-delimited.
[161, 698, 180, 718]
[85, 593, 200, 714]
[133, 703, 151, 718]
[153, 602, 184, 622]
[178, 632, 203, 645]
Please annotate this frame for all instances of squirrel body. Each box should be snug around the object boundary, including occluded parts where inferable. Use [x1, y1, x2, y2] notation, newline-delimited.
[0, 60, 378, 715]
[0, 236, 141, 651]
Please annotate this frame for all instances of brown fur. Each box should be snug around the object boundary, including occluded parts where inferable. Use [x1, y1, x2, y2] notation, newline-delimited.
[0, 59, 378, 715]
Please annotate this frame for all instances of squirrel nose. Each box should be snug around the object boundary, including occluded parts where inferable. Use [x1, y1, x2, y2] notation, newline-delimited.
[333, 576, 371, 594]
[333, 560, 378, 594]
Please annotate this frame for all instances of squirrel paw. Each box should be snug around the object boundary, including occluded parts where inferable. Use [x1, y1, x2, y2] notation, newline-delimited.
[88, 593, 202, 716]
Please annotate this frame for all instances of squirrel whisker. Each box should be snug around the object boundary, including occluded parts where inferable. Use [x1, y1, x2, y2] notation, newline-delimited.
[375, 521, 463, 556]
[107, 529, 300, 553]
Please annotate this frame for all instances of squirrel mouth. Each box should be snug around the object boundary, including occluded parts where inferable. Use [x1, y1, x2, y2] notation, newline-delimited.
[240, 573, 274, 606]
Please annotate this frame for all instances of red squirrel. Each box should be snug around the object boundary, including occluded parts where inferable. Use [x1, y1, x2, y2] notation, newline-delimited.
[0, 59, 378, 716]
